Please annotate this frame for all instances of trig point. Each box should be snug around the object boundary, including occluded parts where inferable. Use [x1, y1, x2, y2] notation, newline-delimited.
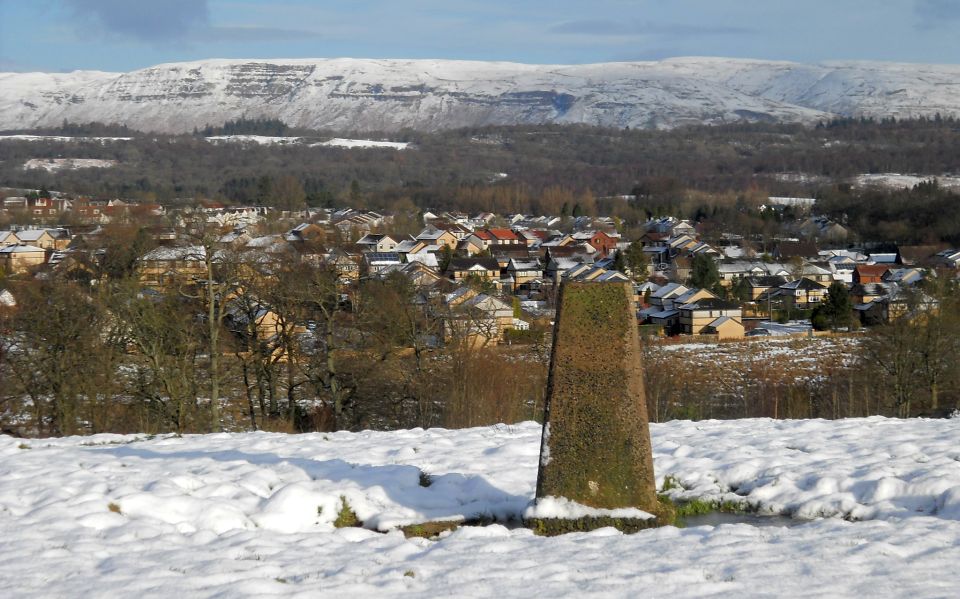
[531, 281, 664, 534]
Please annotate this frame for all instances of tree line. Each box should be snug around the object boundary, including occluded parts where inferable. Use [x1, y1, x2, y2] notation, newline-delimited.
[0, 225, 548, 437]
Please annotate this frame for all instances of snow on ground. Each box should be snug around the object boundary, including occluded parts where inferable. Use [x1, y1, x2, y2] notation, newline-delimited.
[853, 173, 960, 190]
[313, 138, 411, 150]
[750, 320, 814, 336]
[0, 135, 132, 143]
[22, 158, 118, 172]
[202, 136, 411, 149]
[3, 417, 960, 597]
[204, 135, 304, 145]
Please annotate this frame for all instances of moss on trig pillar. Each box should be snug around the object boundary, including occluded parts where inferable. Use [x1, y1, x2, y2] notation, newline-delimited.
[534, 282, 661, 528]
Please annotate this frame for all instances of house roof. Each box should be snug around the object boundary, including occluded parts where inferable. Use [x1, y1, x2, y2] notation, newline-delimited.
[0, 244, 44, 254]
[747, 275, 788, 288]
[775, 241, 819, 259]
[649, 309, 680, 319]
[855, 264, 890, 278]
[869, 253, 899, 264]
[507, 258, 541, 271]
[707, 315, 741, 329]
[488, 228, 519, 241]
[673, 287, 716, 305]
[680, 298, 741, 311]
[12, 230, 51, 242]
[781, 278, 827, 291]
[651, 282, 689, 299]
[365, 252, 401, 264]
[140, 245, 206, 261]
[447, 257, 500, 272]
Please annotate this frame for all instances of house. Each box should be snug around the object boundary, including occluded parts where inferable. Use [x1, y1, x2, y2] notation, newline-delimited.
[776, 278, 828, 309]
[702, 316, 745, 340]
[505, 258, 542, 292]
[744, 276, 788, 300]
[445, 257, 501, 281]
[395, 238, 430, 256]
[363, 252, 402, 274]
[457, 236, 487, 256]
[850, 282, 890, 305]
[356, 233, 400, 253]
[678, 298, 743, 336]
[854, 287, 938, 326]
[0, 244, 46, 274]
[12, 229, 57, 250]
[570, 231, 619, 257]
[466, 228, 523, 251]
[285, 223, 327, 246]
[440, 287, 516, 347]
[324, 250, 361, 284]
[417, 226, 458, 249]
[138, 245, 207, 289]
[934, 249, 960, 269]
[0, 231, 20, 248]
[648, 282, 690, 310]
[883, 268, 925, 286]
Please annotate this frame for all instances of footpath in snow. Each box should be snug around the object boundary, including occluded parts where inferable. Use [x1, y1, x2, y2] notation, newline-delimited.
[2, 417, 960, 597]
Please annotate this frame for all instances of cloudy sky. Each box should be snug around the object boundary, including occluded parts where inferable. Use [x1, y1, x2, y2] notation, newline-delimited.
[1, 0, 959, 72]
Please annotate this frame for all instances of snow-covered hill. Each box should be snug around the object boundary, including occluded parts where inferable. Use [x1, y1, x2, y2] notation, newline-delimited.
[3, 417, 960, 597]
[3, 57, 960, 133]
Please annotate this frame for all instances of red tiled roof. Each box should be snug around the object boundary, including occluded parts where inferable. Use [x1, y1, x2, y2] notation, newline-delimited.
[856, 265, 890, 276]
[488, 228, 519, 241]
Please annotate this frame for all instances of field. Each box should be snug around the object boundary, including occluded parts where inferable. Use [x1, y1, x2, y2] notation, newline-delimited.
[644, 335, 863, 421]
[3, 417, 960, 597]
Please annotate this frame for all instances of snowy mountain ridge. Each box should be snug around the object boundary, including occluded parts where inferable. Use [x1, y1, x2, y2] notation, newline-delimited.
[2, 56, 960, 133]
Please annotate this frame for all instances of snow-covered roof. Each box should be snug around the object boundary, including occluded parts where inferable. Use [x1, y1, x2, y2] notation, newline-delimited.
[0, 244, 44, 254]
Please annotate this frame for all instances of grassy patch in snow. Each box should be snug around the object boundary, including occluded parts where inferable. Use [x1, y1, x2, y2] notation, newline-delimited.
[333, 497, 361, 528]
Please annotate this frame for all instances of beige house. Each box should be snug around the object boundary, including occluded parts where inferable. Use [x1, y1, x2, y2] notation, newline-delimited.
[702, 315, 745, 340]
[442, 286, 515, 347]
[417, 227, 458, 249]
[0, 244, 47, 274]
[678, 298, 743, 336]
[445, 257, 501, 281]
[138, 245, 207, 289]
[14, 229, 60, 250]
[778, 278, 828, 309]
[0, 231, 20, 248]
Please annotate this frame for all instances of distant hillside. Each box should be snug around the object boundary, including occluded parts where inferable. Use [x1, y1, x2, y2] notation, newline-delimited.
[2, 57, 960, 133]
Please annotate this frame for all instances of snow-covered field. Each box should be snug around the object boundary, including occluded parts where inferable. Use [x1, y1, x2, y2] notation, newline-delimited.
[203, 135, 410, 149]
[204, 135, 305, 145]
[314, 138, 410, 150]
[3, 417, 960, 597]
[21, 158, 118, 172]
[0, 135, 132, 143]
[853, 173, 960, 190]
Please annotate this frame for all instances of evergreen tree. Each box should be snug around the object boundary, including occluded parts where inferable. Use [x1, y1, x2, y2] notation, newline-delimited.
[612, 250, 626, 273]
[688, 253, 722, 294]
[624, 240, 649, 280]
[812, 281, 853, 330]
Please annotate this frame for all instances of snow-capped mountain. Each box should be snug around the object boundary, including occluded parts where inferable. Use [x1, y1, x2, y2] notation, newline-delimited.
[2, 57, 959, 133]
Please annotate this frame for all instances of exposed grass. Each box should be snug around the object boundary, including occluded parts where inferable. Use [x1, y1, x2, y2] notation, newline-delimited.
[107, 502, 122, 514]
[418, 470, 433, 488]
[400, 520, 462, 539]
[333, 496, 361, 528]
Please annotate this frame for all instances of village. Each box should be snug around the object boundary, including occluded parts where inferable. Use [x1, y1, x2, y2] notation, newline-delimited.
[1, 189, 957, 342]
